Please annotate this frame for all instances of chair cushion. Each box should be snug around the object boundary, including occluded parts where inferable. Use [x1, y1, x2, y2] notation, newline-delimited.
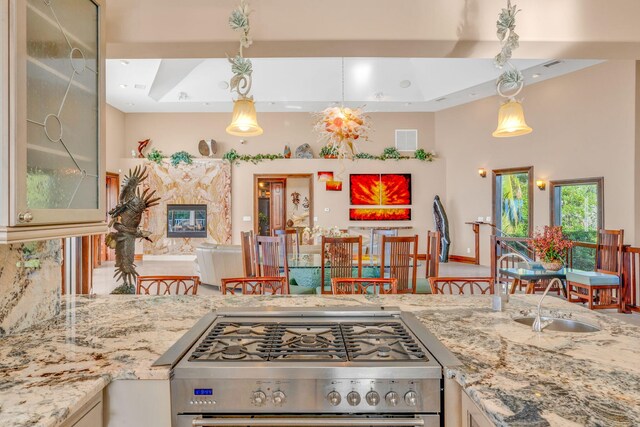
[565, 269, 620, 286]
[415, 278, 433, 294]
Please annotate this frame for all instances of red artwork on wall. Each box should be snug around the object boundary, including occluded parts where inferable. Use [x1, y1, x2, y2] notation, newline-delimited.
[326, 180, 343, 191]
[350, 174, 381, 205]
[380, 174, 411, 205]
[350, 174, 411, 206]
[349, 208, 411, 221]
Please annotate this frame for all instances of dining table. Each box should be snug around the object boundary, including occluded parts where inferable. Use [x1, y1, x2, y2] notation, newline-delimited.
[287, 254, 382, 293]
[499, 267, 567, 297]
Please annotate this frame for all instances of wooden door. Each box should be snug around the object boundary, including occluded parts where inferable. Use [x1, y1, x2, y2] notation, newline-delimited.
[92, 173, 119, 268]
[270, 180, 286, 231]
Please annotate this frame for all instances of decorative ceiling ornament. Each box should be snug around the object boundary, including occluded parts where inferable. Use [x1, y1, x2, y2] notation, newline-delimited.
[492, 0, 532, 138]
[314, 58, 370, 160]
[225, 0, 263, 137]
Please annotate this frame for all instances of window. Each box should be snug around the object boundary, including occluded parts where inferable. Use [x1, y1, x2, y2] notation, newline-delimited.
[550, 178, 603, 270]
[492, 167, 533, 238]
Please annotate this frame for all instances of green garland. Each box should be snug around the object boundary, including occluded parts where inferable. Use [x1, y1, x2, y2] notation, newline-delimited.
[223, 148, 284, 165]
[222, 147, 435, 164]
[170, 151, 194, 167]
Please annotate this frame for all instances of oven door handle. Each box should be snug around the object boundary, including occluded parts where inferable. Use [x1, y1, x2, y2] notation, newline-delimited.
[191, 416, 425, 426]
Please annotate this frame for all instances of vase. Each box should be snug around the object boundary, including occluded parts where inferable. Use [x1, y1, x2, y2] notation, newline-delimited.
[541, 260, 563, 271]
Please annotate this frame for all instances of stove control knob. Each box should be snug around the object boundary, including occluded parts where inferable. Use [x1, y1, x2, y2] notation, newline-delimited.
[385, 391, 399, 406]
[272, 391, 286, 406]
[327, 391, 341, 406]
[365, 391, 380, 406]
[404, 391, 418, 407]
[347, 391, 361, 406]
[251, 391, 267, 406]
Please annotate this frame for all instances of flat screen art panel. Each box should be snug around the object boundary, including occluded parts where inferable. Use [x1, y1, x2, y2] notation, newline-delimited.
[350, 174, 381, 205]
[381, 174, 411, 205]
[349, 208, 411, 221]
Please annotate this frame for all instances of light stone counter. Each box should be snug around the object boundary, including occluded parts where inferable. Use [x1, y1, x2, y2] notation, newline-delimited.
[1, 294, 639, 427]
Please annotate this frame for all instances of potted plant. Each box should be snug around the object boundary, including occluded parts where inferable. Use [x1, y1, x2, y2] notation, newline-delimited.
[319, 145, 339, 159]
[530, 226, 573, 271]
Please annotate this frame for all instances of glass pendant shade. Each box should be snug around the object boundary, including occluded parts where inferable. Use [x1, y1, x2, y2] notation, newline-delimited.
[492, 98, 533, 138]
[226, 98, 263, 136]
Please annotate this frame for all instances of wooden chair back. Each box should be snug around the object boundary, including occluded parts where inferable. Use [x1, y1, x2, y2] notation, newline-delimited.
[426, 230, 441, 278]
[320, 236, 363, 294]
[273, 228, 300, 257]
[331, 278, 397, 295]
[596, 229, 624, 276]
[221, 277, 288, 295]
[256, 235, 289, 288]
[371, 229, 398, 257]
[429, 277, 494, 295]
[380, 235, 418, 294]
[240, 230, 257, 277]
[136, 275, 200, 295]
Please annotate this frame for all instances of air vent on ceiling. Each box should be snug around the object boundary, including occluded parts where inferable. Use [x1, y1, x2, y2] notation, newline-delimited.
[435, 97, 447, 102]
[395, 129, 418, 152]
[543, 60, 562, 68]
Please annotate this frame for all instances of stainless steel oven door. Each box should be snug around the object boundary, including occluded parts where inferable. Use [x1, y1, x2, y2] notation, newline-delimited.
[177, 414, 439, 427]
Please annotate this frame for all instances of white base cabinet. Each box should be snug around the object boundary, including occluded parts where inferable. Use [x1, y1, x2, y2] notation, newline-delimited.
[60, 391, 103, 427]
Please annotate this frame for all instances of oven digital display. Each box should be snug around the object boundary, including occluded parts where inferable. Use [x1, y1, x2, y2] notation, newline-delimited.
[194, 389, 213, 395]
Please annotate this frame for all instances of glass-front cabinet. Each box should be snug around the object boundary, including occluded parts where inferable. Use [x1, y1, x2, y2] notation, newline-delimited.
[0, 0, 106, 242]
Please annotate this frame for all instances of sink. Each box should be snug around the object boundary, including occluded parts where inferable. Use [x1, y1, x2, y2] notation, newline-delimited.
[514, 317, 601, 333]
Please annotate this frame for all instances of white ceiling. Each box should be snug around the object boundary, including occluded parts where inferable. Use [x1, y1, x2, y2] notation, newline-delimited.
[106, 57, 603, 113]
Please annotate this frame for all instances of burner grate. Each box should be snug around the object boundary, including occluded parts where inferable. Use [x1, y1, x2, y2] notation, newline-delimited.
[189, 320, 427, 362]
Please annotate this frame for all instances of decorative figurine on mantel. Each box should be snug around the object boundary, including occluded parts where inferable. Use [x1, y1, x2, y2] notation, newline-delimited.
[108, 166, 160, 294]
[137, 138, 150, 158]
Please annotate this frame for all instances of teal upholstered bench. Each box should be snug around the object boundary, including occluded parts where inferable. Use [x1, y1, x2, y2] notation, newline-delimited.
[565, 268, 622, 312]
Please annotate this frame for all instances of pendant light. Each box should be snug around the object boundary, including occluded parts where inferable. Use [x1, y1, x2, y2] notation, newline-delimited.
[492, 0, 532, 138]
[226, 0, 263, 137]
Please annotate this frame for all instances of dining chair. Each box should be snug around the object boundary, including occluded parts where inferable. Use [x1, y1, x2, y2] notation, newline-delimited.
[240, 230, 257, 277]
[320, 236, 363, 295]
[273, 228, 300, 258]
[331, 277, 397, 295]
[256, 235, 290, 293]
[221, 277, 288, 295]
[380, 235, 418, 294]
[415, 230, 441, 294]
[136, 275, 200, 295]
[429, 277, 494, 295]
[567, 229, 624, 311]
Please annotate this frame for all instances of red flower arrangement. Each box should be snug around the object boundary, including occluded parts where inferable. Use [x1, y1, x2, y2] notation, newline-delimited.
[530, 226, 573, 265]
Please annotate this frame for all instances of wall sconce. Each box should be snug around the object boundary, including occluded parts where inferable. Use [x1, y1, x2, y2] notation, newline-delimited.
[536, 180, 546, 190]
[478, 168, 487, 178]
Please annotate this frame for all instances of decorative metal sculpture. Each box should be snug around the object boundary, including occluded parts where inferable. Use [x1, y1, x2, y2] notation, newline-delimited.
[432, 195, 451, 263]
[107, 166, 160, 294]
[137, 138, 150, 158]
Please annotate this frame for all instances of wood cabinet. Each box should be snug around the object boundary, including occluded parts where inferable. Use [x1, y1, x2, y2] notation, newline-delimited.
[0, 0, 106, 243]
[461, 390, 494, 427]
[61, 390, 103, 427]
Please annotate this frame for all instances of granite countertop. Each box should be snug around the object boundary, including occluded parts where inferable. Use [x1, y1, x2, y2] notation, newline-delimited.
[1, 294, 639, 427]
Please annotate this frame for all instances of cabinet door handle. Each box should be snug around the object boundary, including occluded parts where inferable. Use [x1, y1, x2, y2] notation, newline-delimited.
[191, 417, 425, 426]
[18, 212, 33, 223]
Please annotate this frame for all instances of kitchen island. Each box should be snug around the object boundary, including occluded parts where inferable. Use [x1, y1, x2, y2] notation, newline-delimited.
[1, 294, 639, 427]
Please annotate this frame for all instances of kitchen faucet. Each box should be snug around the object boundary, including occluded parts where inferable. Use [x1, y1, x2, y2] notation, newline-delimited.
[532, 278, 563, 332]
[492, 252, 532, 311]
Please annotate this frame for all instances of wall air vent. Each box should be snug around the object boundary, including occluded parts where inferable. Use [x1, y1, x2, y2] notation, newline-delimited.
[395, 129, 418, 152]
[543, 60, 562, 68]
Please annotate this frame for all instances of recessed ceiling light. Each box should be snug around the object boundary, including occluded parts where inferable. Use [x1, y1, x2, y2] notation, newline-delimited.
[178, 92, 188, 101]
[203, 102, 210, 106]
[119, 84, 128, 88]
[331, 101, 339, 106]
[285, 105, 302, 110]
[269, 102, 276, 106]
[374, 92, 384, 101]
[435, 97, 447, 102]
[404, 102, 412, 106]
[218, 81, 230, 90]
[532, 73, 541, 79]
[126, 102, 135, 106]
[134, 84, 146, 90]
[120, 60, 129, 66]
[399, 80, 411, 89]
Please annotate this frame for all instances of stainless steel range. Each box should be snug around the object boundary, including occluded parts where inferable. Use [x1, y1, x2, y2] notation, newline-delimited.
[154, 307, 461, 427]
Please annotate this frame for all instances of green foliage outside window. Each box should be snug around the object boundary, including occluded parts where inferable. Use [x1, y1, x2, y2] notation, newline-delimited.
[499, 172, 529, 238]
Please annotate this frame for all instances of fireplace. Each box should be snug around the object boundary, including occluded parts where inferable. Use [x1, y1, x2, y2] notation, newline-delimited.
[167, 204, 207, 238]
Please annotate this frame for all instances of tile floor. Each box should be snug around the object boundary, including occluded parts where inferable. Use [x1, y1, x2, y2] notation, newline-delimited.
[91, 260, 640, 326]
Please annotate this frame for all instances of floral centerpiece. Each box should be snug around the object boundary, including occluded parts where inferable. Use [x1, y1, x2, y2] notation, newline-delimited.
[314, 106, 370, 159]
[302, 225, 348, 245]
[529, 226, 573, 271]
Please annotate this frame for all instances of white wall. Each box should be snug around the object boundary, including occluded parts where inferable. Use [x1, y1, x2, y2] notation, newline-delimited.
[105, 104, 126, 173]
[435, 60, 637, 264]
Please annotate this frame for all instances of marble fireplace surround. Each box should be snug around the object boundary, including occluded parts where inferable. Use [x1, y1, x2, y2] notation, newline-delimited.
[143, 159, 231, 255]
